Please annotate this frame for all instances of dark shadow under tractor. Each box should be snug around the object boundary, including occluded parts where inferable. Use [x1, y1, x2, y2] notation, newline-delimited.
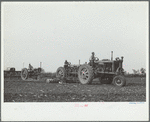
[56, 51, 126, 87]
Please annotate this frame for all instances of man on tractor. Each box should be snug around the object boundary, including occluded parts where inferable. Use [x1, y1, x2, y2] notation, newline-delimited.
[59, 60, 70, 84]
[64, 60, 69, 69]
[64, 60, 71, 69]
[89, 52, 99, 67]
[28, 63, 33, 71]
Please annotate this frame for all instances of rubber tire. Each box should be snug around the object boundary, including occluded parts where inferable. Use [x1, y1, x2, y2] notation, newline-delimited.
[21, 68, 28, 80]
[78, 64, 94, 84]
[56, 67, 66, 79]
[113, 75, 126, 87]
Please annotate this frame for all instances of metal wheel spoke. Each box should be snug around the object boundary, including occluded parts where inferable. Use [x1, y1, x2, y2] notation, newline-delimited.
[58, 70, 64, 77]
[22, 71, 26, 77]
[82, 68, 87, 73]
[84, 69, 88, 73]
[58, 71, 62, 75]
[85, 72, 88, 74]
[82, 69, 86, 72]
[82, 74, 86, 79]
[24, 74, 27, 78]
[23, 71, 26, 74]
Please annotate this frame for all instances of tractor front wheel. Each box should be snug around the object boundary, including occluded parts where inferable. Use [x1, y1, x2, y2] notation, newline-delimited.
[113, 75, 126, 87]
[56, 67, 66, 80]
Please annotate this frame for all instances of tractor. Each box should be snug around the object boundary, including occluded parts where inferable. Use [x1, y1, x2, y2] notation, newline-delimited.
[21, 63, 42, 80]
[56, 51, 126, 87]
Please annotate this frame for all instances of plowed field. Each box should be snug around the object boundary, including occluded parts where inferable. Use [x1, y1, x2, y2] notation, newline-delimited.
[4, 77, 146, 102]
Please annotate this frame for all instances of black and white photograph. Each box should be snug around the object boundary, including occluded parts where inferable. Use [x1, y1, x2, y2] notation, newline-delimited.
[1, 1, 149, 121]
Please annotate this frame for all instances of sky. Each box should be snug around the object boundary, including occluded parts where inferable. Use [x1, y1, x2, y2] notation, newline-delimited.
[2, 2, 148, 73]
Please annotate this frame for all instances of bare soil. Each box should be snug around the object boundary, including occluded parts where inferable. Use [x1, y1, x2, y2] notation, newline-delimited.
[4, 77, 146, 102]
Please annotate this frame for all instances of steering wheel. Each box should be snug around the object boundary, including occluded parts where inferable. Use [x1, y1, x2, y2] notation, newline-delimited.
[95, 57, 99, 61]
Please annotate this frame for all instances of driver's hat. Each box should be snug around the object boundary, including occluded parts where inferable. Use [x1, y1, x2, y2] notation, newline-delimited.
[92, 52, 95, 54]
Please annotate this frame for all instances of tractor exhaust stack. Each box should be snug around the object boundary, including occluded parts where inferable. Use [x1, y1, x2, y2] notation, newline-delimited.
[111, 51, 113, 61]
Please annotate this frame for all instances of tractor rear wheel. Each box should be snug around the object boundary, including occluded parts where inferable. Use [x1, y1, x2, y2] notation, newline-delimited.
[113, 75, 126, 87]
[78, 64, 94, 84]
[56, 67, 66, 80]
[21, 68, 28, 80]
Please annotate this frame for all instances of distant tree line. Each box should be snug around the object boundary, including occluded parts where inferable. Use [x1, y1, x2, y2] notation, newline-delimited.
[124, 68, 146, 77]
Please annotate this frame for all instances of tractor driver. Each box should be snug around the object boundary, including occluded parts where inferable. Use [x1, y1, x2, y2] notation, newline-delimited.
[29, 63, 33, 71]
[89, 52, 99, 67]
[89, 52, 95, 67]
[64, 60, 70, 69]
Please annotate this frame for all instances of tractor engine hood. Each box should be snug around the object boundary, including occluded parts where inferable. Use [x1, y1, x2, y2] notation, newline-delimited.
[69, 64, 80, 67]
[94, 60, 112, 65]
